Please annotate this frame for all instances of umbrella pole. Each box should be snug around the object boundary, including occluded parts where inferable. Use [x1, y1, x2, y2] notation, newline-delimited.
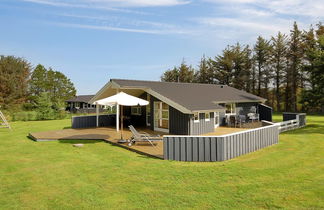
[120, 105, 123, 140]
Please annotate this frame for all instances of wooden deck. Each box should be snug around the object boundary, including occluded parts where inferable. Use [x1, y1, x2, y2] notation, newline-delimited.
[29, 126, 253, 159]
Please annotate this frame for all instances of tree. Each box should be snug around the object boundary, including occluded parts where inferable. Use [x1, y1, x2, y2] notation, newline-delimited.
[210, 46, 235, 85]
[36, 92, 54, 120]
[271, 32, 288, 111]
[253, 36, 271, 98]
[178, 61, 195, 83]
[29, 65, 76, 109]
[301, 24, 324, 112]
[0, 55, 31, 109]
[29, 64, 47, 103]
[161, 67, 179, 82]
[287, 22, 304, 111]
[196, 55, 214, 83]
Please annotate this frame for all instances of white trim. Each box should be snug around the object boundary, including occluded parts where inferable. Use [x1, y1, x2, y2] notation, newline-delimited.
[214, 112, 219, 128]
[225, 103, 236, 115]
[146, 89, 191, 114]
[154, 127, 169, 133]
[193, 112, 199, 123]
[164, 121, 279, 138]
[131, 106, 141, 115]
[205, 112, 210, 122]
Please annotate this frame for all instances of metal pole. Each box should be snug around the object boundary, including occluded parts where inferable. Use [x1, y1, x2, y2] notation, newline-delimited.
[120, 105, 123, 139]
[96, 102, 99, 127]
[116, 103, 119, 132]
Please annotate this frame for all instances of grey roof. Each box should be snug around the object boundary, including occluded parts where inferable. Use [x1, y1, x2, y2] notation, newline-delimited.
[111, 79, 265, 112]
[66, 95, 95, 103]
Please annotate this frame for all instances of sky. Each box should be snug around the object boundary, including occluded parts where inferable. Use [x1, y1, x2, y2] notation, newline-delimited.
[1, 0, 323, 94]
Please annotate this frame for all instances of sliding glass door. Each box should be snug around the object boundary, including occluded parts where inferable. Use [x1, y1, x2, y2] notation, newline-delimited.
[154, 101, 169, 132]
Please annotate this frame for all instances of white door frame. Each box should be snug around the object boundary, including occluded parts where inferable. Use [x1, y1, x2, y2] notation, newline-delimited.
[214, 112, 220, 128]
[154, 101, 169, 133]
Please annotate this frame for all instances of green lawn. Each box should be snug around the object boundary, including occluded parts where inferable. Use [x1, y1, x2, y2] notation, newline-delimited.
[0, 115, 323, 209]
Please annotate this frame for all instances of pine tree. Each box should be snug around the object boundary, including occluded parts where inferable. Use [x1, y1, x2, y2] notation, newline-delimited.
[197, 55, 214, 83]
[161, 67, 179, 82]
[253, 36, 271, 98]
[301, 23, 324, 112]
[178, 61, 195, 83]
[271, 32, 288, 111]
[287, 22, 304, 111]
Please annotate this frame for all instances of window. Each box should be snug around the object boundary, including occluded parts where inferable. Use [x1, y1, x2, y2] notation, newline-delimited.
[225, 103, 236, 114]
[205, 112, 210, 121]
[194, 112, 199, 123]
[131, 107, 141, 115]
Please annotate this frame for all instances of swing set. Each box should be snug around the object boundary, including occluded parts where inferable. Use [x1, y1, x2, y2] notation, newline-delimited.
[0, 110, 11, 129]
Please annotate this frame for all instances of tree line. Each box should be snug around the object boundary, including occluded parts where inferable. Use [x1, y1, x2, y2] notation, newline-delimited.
[161, 22, 324, 113]
[0, 55, 76, 120]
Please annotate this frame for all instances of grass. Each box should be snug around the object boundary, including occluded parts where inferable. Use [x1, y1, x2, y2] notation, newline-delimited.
[0, 115, 323, 209]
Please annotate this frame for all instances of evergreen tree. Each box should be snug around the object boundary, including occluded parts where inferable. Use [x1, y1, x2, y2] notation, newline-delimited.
[210, 46, 234, 85]
[36, 92, 54, 120]
[253, 36, 271, 98]
[287, 22, 304, 111]
[161, 67, 179, 82]
[271, 32, 288, 111]
[197, 55, 214, 83]
[29, 66, 76, 109]
[301, 24, 324, 112]
[178, 61, 195, 83]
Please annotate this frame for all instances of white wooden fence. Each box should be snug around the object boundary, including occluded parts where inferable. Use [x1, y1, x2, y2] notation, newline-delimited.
[279, 113, 306, 133]
[278, 119, 299, 133]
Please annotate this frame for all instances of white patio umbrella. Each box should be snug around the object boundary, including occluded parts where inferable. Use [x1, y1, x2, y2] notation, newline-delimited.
[93, 92, 149, 140]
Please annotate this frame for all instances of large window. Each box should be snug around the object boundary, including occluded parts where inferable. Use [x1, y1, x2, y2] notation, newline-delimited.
[154, 102, 169, 130]
[225, 103, 236, 114]
[131, 106, 141, 115]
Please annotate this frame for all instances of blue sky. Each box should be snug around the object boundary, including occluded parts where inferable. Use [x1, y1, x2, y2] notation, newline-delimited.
[1, 0, 323, 94]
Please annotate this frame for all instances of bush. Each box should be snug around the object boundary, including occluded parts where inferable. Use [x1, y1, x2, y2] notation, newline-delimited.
[12, 111, 38, 121]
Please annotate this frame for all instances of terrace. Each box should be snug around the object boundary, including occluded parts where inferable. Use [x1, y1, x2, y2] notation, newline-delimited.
[29, 126, 252, 159]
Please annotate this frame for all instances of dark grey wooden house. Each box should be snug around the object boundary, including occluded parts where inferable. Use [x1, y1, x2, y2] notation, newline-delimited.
[89, 79, 272, 135]
[66, 95, 105, 113]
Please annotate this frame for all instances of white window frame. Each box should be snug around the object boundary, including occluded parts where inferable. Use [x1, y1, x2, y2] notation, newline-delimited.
[131, 106, 141, 116]
[205, 112, 210, 121]
[194, 112, 200, 123]
[146, 95, 151, 126]
[225, 103, 236, 115]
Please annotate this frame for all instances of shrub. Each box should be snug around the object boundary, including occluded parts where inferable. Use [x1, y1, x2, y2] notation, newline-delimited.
[12, 111, 38, 121]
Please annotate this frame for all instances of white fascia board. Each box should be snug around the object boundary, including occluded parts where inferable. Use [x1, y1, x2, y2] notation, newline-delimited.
[88, 81, 119, 104]
[191, 108, 225, 113]
[212, 99, 266, 104]
[145, 89, 192, 114]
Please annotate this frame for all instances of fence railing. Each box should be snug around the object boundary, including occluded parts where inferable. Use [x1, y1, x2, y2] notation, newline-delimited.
[163, 122, 280, 162]
[71, 114, 115, 129]
[278, 119, 299, 133]
[279, 113, 306, 133]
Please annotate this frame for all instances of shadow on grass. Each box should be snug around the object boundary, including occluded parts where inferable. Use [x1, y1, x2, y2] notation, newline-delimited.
[282, 124, 324, 135]
[63, 126, 72, 129]
[58, 139, 103, 144]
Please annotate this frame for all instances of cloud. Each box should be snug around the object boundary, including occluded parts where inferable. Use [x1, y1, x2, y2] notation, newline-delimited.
[50, 22, 190, 35]
[197, 17, 288, 34]
[204, 0, 324, 18]
[22, 0, 190, 9]
[58, 13, 176, 29]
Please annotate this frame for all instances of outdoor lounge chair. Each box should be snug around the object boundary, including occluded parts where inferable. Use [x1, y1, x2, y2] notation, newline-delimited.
[128, 125, 162, 147]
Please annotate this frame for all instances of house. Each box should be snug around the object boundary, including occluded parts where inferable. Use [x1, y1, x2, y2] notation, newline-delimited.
[89, 79, 272, 135]
[66, 95, 105, 113]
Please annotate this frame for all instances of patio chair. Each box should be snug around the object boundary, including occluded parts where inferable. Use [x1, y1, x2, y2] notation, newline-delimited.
[128, 125, 162, 147]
